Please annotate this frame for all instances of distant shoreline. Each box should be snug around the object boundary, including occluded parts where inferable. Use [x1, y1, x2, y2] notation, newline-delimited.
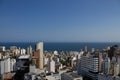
[0, 42, 120, 52]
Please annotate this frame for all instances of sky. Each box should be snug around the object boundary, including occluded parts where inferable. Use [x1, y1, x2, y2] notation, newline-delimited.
[0, 0, 120, 42]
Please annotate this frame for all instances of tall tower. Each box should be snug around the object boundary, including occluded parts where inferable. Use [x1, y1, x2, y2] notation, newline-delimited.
[103, 57, 110, 74]
[48, 56, 55, 73]
[36, 42, 43, 69]
[99, 53, 103, 73]
[84, 46, 87, 52]
[114, 63, 119, 76]
[27, 46, 32, 55]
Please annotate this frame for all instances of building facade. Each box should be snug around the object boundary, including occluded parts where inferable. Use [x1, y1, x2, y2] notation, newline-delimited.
[36, 42, 43, 69]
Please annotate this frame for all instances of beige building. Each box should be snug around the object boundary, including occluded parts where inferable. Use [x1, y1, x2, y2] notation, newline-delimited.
[36, 42, 43, 69]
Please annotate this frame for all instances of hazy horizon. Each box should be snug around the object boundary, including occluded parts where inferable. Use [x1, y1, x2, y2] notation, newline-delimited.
[1, 41, 120, 43]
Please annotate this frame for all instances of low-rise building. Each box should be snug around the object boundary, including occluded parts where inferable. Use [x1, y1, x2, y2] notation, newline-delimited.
[46, 73, 61, 80]
[98, 74, 120, 80]
[61, 72, 83, 80]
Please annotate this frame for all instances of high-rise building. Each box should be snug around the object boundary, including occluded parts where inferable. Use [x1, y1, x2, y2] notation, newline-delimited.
[0, 60, 5, 74]
[117, 57, 120, 73]
[36, 42, 43, 69]
[71, 57, 77, 68]
[114, 63, 119, 76]
[78, 53, 99, 80]
[48, 58, 55, 73]
[0, 58, 14, 74]
[10, 59, 16, 72]
[88, 55, 99, 73]
[4, 58, 11, 73]
[20, 48, 26, 55]
[27, 46, 32, 55]
[0, 46, 5, 51]
[0, 53, 2, 60]
[43, 57, 48, 66]
[99, 53, 103, 73]
[84, 46, 87, 52]
[103, 57, 110, 75]
[92, 48, 95, 53]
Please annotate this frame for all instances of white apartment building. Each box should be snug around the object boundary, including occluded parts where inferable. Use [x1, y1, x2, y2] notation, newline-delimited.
[88, 55, 99, 73]
[4, 58, 10, 73]
[20, 48, 26, 55]
[43, 57, 49, 66]
[27, 46, 32, 55]
[10, 59, 16, 72]
[0, 58, 16, 74]
[0, 46, 5, 51]
[48, 59, 55, 73]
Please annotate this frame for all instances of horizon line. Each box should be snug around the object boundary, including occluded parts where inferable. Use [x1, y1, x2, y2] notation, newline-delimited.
[0, 41, 120, 43]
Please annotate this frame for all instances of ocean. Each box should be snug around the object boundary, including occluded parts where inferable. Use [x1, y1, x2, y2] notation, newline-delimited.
[0, 42, 120, 52]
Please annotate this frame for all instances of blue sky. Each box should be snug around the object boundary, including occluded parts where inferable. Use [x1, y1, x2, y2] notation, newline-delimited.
[0, 0, 120, 42]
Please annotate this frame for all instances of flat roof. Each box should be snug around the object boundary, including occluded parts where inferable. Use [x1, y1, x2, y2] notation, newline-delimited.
[18, 55, 30, 59]
[65, 72, 82, 78]
[3, 73, 15, 79]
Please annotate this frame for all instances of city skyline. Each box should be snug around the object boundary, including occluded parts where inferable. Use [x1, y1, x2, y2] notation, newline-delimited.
[0, 0, 120, 42]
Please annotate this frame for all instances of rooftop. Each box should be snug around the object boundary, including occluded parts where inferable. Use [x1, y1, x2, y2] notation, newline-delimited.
[3, 73, 15, 79]
[18, 55, 30, 59]
[65, 72, 82, 78]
